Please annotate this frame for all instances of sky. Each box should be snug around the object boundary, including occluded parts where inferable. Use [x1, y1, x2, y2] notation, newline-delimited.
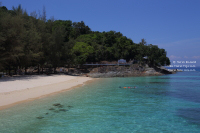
[1, 0, 200, 66]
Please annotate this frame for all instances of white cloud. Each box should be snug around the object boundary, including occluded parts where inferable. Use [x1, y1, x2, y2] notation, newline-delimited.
[169, 55, 181, 59]
[169, 55, 200, 59]
[192, 56, 200, 59]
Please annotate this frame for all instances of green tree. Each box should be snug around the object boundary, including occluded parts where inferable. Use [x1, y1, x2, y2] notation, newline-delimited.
[71, 21, 91, 39]
[0, 11, 25, 74]
[46, 25, 66, 72]
[20, 16, 43, 72]
[72, 42, 94, 64]
[0, 4, 171, 73]
[147, 44, 170, 66]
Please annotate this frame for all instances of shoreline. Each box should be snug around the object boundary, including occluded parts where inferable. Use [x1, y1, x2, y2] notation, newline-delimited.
[85, 65, 175, 78]
[0, 75, 95, 110]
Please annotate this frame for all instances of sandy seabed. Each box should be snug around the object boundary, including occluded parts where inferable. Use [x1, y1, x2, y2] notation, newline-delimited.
[0, 75, 93, 110]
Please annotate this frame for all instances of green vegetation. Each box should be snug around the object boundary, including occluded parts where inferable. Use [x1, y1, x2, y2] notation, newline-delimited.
[0, 5, 170, 74]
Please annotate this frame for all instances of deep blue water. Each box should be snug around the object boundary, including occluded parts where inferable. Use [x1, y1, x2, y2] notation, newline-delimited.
[0, 71, 200, 132]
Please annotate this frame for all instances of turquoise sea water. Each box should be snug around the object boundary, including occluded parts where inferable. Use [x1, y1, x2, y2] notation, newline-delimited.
[1, 70, 200, 133]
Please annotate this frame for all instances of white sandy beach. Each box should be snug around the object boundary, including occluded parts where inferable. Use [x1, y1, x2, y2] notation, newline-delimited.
[0, 75, 93, 110]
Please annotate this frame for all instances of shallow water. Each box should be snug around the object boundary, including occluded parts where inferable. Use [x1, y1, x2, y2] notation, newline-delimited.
[1, 71, 200, 132]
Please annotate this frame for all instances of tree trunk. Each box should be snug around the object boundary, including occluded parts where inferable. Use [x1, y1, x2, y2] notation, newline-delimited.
[15, 68, 17, 75]
[25, 67, 27, 74]
[38, 64, 40, 75]
[54, 67, 56, 74]
[8, 67, 11, 76]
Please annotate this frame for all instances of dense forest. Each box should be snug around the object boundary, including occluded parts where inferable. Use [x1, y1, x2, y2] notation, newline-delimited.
[0, 5, 170, 74]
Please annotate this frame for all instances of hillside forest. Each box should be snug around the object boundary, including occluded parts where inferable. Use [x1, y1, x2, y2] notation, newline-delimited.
[0, 5, 170, 74]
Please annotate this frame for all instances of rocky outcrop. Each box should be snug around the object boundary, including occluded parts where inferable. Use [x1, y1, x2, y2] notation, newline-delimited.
[86, 65, 172, 78]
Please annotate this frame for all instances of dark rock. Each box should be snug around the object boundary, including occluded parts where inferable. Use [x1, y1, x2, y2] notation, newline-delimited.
[36, 116, 44, 119]
[45, 113, 49, 115]
[86, 65, 172, 78]
[59, 109, 68, 112]
[57, 105, 64, 108]
[49, 108, 55, 110]
[54, 110, 59, 113]
[53, 103, 61, 106]
[67, 105, 73, 108]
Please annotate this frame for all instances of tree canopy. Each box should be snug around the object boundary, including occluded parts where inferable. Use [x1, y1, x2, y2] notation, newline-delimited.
[0, 5, 170, 73]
